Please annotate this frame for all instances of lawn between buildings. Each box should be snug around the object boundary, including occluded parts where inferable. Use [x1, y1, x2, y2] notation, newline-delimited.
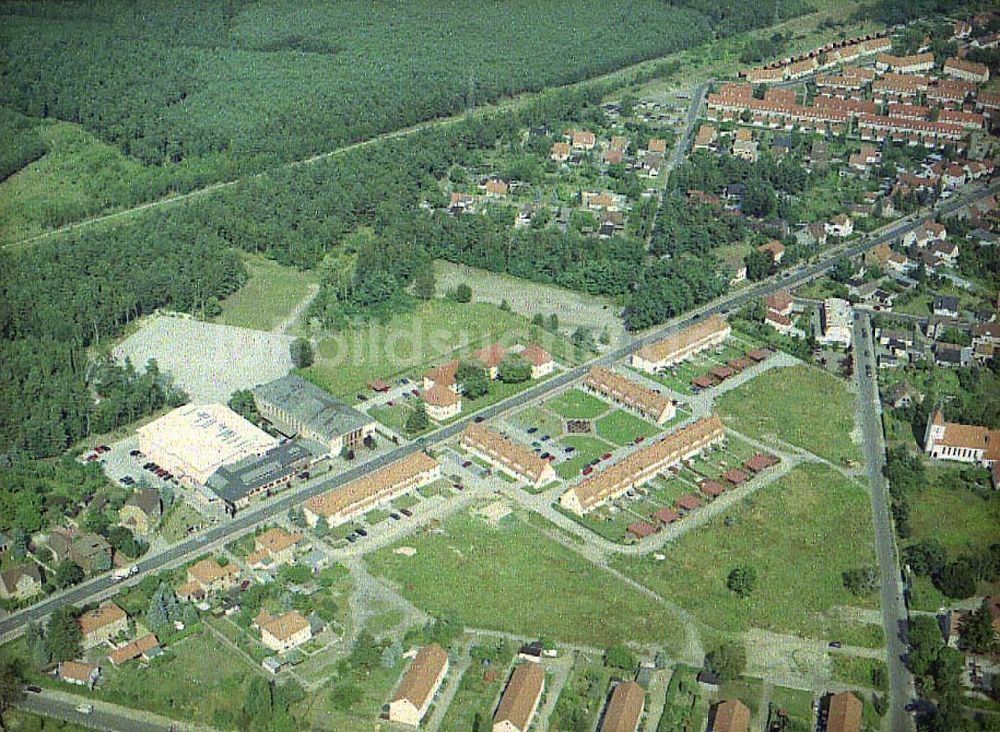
[613, 464, 879, 641]
[715, 363, 862, 467]
[366, 511, 686, 650]
[304, 299, 580, 399]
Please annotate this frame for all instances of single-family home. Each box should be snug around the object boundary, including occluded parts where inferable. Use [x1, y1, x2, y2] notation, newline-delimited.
[518, 344, 554, 379]
[825, 214, 853, 238]
[422, 384, 462, 421]
[0, 563, 42, 601]
[259, 610, 312, 653]
[57, 660, 100, 689]
[932, 295, 960, 318]
[186, 558, 240, 595]
[118, 488, 162, 537]
[78, 602, 129, 649]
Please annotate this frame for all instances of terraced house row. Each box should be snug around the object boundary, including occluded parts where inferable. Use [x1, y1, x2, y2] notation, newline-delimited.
[583, 366, 675, 424]
[461, 423, 556, 488]
[303, 452, 441, 528]
[631, 316, 731, 373]
[560, 415, 726, 515]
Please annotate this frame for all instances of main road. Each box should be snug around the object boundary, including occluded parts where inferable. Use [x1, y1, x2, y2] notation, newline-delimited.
[2, 179, 996, 658]
[853, 311, 916, 732]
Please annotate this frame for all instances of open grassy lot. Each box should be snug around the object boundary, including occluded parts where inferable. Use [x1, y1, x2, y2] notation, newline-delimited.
[614, 464, 877, 640]
[717, 678, 765, 718]
[159, 501, 207, 544]
[546, 389, 610, 420]
[594, 409, 662, 446]
[907, 470, 1000, 556]
[217, 254, 320, 332]
[770, 686, 815, 723]
[829, 655, 888, 692]
[305, 300, 572, 399]
[555, 435, 616, 480]
[716, 364, 862, 466]
[96, 626, 256, 725]
[510, 405, 565, 438]
[0, 120, 154, 244]
[368, 512, 685, 649]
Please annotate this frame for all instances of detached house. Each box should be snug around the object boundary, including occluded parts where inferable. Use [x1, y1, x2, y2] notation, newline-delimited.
[187, 557, 240, 595]
[473, 343, 507, 380]
[78, 602, 129, 649]
[249, 527, 303, 568]
[519, 344, 554, 379]
[421, 384, 462, 421]
[0, 563, 42, 601]
[119, 488, 162, 537]
[258, 610, 311, 653]
[825, 215, 853, 238]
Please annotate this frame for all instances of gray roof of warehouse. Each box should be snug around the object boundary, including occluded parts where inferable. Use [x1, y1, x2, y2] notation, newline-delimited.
[206, 441, 312, 503]
[253, 375, 370, 440]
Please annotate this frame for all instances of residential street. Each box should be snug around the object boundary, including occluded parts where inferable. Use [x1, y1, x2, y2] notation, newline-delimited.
[853, 311, 916, 732]
[1, 181, 996, 645]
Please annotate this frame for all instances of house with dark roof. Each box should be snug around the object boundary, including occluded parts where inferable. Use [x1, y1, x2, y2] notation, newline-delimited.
[0, 562, 42, 601]
[119, 488, 162, 536]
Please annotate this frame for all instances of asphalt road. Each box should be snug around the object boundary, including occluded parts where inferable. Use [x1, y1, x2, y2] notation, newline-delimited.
[853, 311, 916, 732]
[1, 179, 996, 644]
[16, 690, 176, 732]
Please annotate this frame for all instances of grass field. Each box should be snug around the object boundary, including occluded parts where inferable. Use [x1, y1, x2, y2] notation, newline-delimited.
[614, 464, 877, 640]
[716, 364, 862, 466]
[305, 300, 568, 398]
[546, 389, 610, 420]
[907, 475, 1000, 556]
[97, 626, 256, 724]
[510, 405, 565, 437]
[159, 501, 207, 544]
[367, 512, 685, 649]
[217, 254, 320, 332]
[770, 686, 815, 723]
[829, 655, 888, 692]
[555, 435, 616, 480]
[0, 121, 153, 244]
[594, 409, 661, 446]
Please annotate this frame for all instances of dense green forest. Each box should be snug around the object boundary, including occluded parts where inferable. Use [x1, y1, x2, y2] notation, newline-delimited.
[0, 108, 46, 181]
[0, 0, 815, 235]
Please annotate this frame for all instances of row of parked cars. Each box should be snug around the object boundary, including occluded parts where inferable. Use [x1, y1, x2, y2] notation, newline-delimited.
[345, 507, 415, 543]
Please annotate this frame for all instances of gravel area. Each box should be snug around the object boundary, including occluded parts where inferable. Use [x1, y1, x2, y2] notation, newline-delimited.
[114, 314, 294, 403]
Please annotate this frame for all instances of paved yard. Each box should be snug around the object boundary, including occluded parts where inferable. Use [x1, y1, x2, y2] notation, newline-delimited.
[114, 314, 294, 403]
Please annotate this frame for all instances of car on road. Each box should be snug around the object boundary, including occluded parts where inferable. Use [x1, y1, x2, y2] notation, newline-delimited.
[634, 436, 645, 444]
[540, 435, 550, 442]
[356, 394, 368, 402]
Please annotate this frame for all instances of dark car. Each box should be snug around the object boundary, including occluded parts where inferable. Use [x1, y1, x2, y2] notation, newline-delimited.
[454, 483, 465, 491]
[540, 452, 551, 459]
[462, 460, 472, 468]
[346, 534, 357, 543]
[390, 512, 401, 520]
[526, 427, 538, 434]
[564, 446, 575, 453]
[828, 641, 842, 648]
[634, 436, 645, 444]
[356, 528, 368, 537]
[474, 415, 485, 423]
[540, 435, 550, 442]
[129, 449, 142, 457]
[400, 508, 413, 517]
[25, 686, 42, 694]
[412, 389, 420, 397]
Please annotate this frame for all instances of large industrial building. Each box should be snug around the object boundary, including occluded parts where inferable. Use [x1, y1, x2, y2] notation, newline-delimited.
[137, 404, 278, 487]
[253, 375, 375, 456]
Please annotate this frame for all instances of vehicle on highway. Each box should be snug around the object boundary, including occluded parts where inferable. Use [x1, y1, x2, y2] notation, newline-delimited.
[111, 564, 139, 582]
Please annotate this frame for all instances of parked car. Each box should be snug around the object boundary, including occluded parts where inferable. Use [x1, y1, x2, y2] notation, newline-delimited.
[356, 528, 368, 537]
[564, 446, 575, 453]
[601, 452, 612, 460]
[582, 466, 593, 475]
[634, 436, 645, 444]
[474, 415, 485, 423]
[129, 449, 142, 457]
[526, 427, 538, 434]
[462, 460, 472, 468]
[400, 508, 413, 517]
[346, 534, 357, 543]
[540, 452, 551, 459]
[25, 686, 42, 694]
[389, 512, 401, 521]
[540, 435, 550, 442]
